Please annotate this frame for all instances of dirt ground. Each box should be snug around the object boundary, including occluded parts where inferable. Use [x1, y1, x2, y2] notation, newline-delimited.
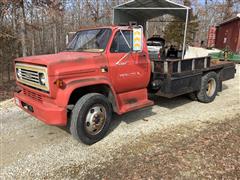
[1, 65, 240, 179]
[0, 80, 16, 102]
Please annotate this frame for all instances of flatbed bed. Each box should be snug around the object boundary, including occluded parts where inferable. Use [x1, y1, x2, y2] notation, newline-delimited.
[149, 56, 236, 98]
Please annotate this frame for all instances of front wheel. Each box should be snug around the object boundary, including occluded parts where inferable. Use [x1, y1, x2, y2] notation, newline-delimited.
[70, 93, 112, 145]
[197, 72, 218, 103]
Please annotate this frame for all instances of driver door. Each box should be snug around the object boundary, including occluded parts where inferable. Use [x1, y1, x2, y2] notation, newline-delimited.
[107, 30, 150, 93]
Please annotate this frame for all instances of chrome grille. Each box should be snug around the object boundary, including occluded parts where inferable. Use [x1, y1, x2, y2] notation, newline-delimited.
[20, 69, 40, 83]
[15, 63, 49, 92]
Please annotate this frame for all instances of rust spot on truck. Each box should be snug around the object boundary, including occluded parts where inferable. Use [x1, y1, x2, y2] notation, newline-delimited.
[49, 54, 104, 65]
[51, 57, 86, 65]
[124, 98, 138, 104]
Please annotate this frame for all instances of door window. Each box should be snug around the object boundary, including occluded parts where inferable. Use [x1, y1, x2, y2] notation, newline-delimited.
[110, 31, 133, 53]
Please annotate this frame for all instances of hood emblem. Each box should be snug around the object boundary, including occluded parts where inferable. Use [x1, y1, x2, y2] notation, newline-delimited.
[25, 72, 31, 78]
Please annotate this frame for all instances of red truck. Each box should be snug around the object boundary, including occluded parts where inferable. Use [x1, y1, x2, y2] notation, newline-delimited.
[14, 26, 236, 144]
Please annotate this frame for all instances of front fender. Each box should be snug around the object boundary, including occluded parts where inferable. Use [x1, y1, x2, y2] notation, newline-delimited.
[54, 76, 119, 112]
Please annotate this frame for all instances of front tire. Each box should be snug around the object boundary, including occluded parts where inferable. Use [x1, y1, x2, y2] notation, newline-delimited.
[197, 72, 218, 103]
[70, 93, 112, 145]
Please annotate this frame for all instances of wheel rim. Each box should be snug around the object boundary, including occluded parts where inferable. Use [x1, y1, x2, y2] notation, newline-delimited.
[84, 104, 107, 135]
[206, 78, 216, 97]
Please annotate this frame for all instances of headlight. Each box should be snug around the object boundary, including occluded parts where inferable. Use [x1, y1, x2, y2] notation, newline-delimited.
[39, 73, 47, 86]
[16, 68, 22, 79]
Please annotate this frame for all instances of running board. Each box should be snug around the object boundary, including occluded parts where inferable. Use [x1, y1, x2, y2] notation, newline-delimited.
[116, 88, 154, 114]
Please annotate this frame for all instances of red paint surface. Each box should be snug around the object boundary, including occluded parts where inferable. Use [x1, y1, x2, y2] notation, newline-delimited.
[207, 26, 216, 48]
[14, 26, 153, 126]
[215, 18, 240, 53]
[14, 92, 67, 125]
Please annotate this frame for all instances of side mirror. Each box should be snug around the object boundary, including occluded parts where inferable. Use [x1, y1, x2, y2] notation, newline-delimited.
[132, 26, 143, 52]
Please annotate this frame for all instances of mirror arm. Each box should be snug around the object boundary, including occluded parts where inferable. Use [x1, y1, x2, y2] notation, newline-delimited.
[120, 30, 131, 49]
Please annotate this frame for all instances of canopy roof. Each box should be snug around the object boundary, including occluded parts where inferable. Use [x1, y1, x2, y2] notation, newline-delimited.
[218, 13, 240, 26]
[113, 0, 191, 59]
[113, 0, 190, 25]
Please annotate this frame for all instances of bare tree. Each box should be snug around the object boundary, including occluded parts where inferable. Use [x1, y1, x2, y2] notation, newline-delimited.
[19, 0, 27, 57]
[12, 1, 19, 57]
[224, 0, 233, 19]
[30, 3, 35, 55]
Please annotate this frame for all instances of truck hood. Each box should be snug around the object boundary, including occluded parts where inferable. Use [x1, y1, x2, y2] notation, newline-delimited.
[15, 52, 104, 76]
[15, 52, 101, 66]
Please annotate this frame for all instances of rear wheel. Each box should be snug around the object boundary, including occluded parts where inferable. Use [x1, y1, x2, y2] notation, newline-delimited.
[70, 93, 112, 145]
[197, 72, 218, 103]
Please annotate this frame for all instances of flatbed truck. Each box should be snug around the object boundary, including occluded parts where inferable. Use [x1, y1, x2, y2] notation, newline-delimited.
[14, 26, 236, 144]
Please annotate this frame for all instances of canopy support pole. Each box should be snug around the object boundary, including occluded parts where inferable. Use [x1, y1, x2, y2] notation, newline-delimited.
[146, 21, 149, 39]
[112, 9, 115, 24]
[182, 8, 189, 59]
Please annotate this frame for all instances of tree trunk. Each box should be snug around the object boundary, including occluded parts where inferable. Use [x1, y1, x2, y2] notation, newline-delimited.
[7, 61, 11, 81]
[30, 3, 35, 55]
[20, 0, 27, 57]
[224, 0, 233, 20]
[60, 13, 64, 51]
[0, 49, 4, 83]
[31, 33, 35, 55]
[53, 21, 58, 53]
[12, 2, 19, 58]
[77, 0, 82, 28]
[41, 9, 45, 53]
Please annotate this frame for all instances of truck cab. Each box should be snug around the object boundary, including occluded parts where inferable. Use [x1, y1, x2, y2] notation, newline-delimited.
[14, 25, 236, 145]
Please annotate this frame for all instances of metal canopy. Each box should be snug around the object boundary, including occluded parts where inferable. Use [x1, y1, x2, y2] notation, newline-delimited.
[113, 0, 190, 25]
[113, 0, 191, 59]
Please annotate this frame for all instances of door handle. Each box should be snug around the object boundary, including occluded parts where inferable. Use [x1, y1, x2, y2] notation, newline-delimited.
[139, 53, 146, 57]
[100, 66, 108, 73]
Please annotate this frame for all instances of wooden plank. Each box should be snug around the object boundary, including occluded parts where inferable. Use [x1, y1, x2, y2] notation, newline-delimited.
[178, 61, 181, 73]
[192, 59, 195, 70]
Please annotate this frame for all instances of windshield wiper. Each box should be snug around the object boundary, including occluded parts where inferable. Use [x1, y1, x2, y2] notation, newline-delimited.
[64, 47, 74, 51]
[64, 48, 85, 52]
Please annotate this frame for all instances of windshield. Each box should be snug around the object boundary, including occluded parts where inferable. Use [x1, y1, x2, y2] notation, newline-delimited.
[66, 28, 112, 52]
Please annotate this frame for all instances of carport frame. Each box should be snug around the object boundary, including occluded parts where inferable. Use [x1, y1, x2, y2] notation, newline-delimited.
[113, 0, 190, 59]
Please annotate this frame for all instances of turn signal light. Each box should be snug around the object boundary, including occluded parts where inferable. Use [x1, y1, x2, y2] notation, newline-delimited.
[158, 52, 161, 60]
[55, 79, 65, 89]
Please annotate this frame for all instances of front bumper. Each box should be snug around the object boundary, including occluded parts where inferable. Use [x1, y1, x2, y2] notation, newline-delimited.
[14, 91, 67, 126]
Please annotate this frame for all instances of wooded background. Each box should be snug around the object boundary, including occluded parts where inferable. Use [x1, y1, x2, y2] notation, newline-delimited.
[0, 0, 239, 86]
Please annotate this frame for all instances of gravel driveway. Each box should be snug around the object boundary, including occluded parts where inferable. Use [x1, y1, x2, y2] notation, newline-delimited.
[1, 65, 240, 179]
